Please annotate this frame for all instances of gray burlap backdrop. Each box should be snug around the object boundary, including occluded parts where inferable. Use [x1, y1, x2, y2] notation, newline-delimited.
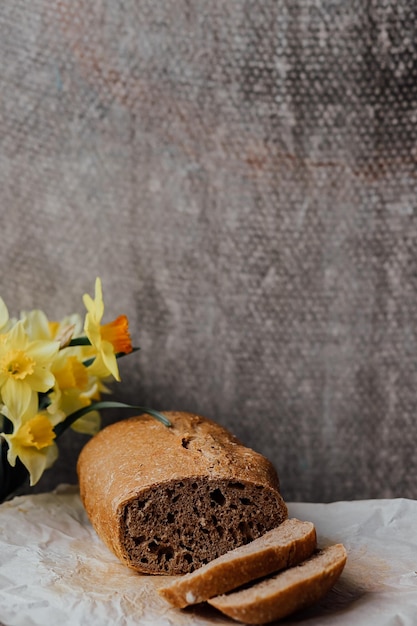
[1, 1, 416, 502]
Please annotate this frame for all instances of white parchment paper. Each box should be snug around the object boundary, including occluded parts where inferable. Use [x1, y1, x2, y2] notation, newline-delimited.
[0, 486, 416, 625]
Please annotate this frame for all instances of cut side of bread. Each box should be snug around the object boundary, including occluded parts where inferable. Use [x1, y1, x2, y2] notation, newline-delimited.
[159, 518, 317, 608]
[77, 412, 288, 574]
[208, 543, 347, 624]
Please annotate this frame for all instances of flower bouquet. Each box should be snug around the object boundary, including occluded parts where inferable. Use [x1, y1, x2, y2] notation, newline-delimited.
[0, 277, 169, 504]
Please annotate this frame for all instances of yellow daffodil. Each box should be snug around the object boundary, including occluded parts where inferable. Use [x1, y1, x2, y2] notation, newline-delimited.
[20, 309, 50, 341]
[83, 278, 132, 381]
[2, 397, 59, 485]
[21, 309, 83, 349]
[54, 354, 89, 392]
[0, 280, 141, 502]
[48, 385, 101, 435]
[48, 313, 84, 349]
[0, 321, 59, 410]
[48, 352, 101, 435]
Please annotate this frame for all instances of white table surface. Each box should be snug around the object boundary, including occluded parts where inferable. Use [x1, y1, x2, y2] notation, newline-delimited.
[0, 486, 416, 625]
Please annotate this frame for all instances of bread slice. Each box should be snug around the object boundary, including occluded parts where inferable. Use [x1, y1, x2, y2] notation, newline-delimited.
[208, 543, 347, 624]
[159, 518, 316, 608]
[77, 411, 288, 575]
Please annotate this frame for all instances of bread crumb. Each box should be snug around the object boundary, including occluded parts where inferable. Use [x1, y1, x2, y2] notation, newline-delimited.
[185, 591, 196, 603]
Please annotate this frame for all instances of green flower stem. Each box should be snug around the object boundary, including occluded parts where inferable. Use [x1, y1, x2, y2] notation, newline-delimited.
[54, 402, 171, 437]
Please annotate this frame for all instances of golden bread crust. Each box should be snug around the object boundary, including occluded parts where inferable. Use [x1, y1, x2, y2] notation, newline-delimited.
[159, 518, 317, 608]
[77, 411, 288, 574]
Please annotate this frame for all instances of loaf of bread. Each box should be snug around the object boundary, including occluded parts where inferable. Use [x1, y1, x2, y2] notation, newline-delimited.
[77, 411, 288, 575]
[208, 543, 347, 624]
[159, 518, 317, 608]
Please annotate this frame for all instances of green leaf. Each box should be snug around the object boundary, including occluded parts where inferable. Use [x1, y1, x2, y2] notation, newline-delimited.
[53, 402, 171, 437]
[123, 347, 141, 355]
[82, 347, 140, 368]
[68, 337, 92, 346]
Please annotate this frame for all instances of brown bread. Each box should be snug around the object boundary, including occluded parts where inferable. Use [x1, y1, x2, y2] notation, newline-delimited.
[159, 518, 317, 608]
[208, 543, 347, 624]
[77, 411, 288, 575]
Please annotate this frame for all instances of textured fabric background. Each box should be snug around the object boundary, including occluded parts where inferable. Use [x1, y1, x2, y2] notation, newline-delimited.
[1, 1, 417, 502]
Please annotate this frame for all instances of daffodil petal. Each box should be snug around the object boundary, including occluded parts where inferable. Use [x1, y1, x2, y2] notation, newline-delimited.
[45, 405, 66, 427]
[84, 313, 101, 347]
[2, 388, 38, 425]
[101, 341, 120, 381]
[3, 434, 17, 466]
[26, 451, 48, 485]
[85, 355, 110, 380]
[71, 410, 101, 435]
[94, 277, 105, 320]
[24, 445, 57, 486]
[82, 293, 95, 315]
[61, 313, 83, 337]
[49, 386, 89, 422]
[21, 310, 51, 340]
[82, 278, 104, 322]
[26, 340, 59, 363]
[1, 379, 34, 417]
[44, 442, 59, 470]
[7, 321, 28, 350]
[29, 368, 55, 393]
[0, 298, 9, 330]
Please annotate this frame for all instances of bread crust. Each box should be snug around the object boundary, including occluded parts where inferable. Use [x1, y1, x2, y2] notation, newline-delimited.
[77, 411, 288, 574]
[208, 543, 347, 624]
[159, 518, 317, 608]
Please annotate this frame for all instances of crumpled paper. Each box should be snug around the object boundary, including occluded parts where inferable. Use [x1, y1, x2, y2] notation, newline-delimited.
[0, 486, 417, 625]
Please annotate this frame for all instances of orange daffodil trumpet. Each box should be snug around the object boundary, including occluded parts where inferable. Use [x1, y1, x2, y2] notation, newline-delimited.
[0, 277, 159, 503]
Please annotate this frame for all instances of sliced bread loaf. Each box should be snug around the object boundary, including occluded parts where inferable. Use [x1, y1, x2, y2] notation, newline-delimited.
[77, 411, 288, 575]
[159, 518, 316, 608]
[208, 543, 347, 624]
